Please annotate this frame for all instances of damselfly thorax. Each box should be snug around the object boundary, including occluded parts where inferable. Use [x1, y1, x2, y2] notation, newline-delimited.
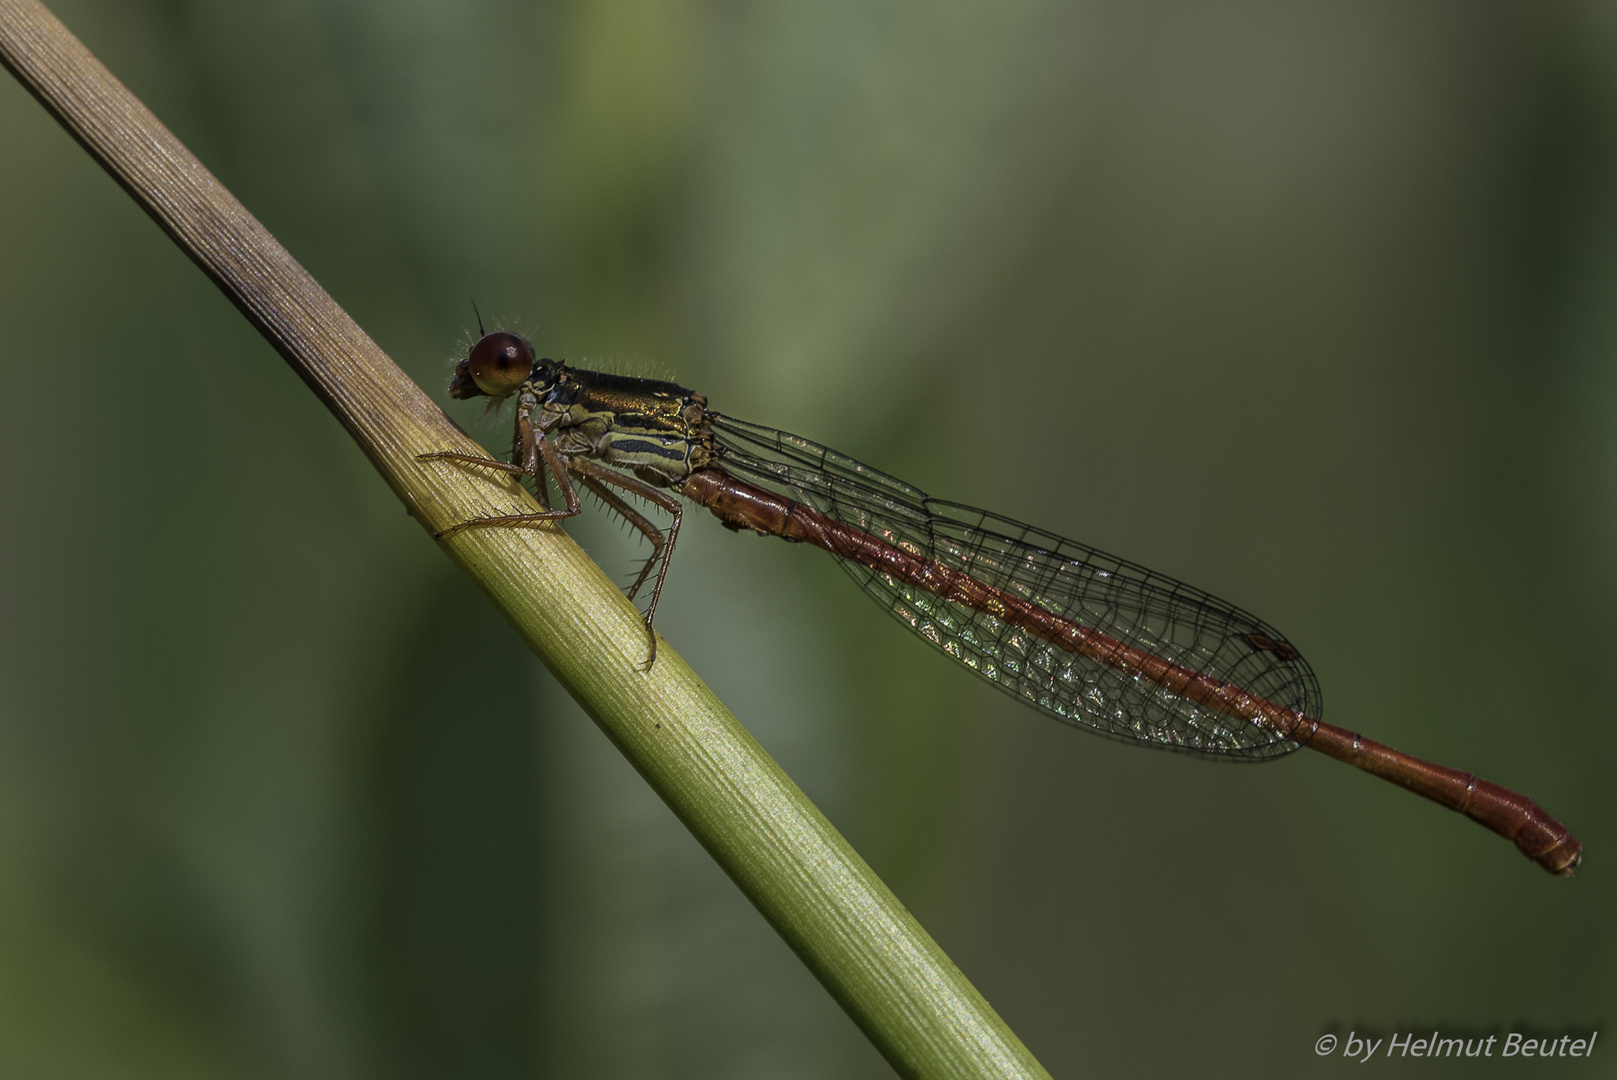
[422, 330, 1582, 876]
[529, 367, 713, 485]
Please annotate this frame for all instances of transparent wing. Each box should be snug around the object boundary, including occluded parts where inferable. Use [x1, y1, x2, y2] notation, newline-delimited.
[708, 413, 1320, 760]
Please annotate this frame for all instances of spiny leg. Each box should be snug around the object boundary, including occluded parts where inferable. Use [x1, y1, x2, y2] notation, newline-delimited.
[565, 457, 685, 670]
[571, 473, 666, 602]
[419, 415, 582, 537]
[417, 451, 526, 475]
[638, 500, 683, 651]
[517, 413, 556, 510]
[565, 458, 683, 619]
[530, 451, 552, 511]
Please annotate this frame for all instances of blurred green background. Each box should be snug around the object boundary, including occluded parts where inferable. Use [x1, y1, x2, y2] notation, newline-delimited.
[1, 0, 1612, 1076]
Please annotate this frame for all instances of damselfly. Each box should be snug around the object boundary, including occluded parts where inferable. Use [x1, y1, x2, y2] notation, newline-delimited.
[424, 331, 1581, 876]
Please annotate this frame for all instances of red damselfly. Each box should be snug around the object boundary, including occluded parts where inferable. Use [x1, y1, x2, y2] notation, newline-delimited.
[424, 331, 1581, 876]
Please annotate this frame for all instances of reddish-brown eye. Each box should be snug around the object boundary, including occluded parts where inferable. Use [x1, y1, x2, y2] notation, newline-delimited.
[466, 332, 534, 396]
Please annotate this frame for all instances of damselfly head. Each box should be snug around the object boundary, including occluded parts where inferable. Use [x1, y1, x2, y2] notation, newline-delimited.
[450, 331, 537, 400]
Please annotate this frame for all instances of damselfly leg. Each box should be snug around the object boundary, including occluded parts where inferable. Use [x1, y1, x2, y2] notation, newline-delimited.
[422, 440, 683, 669]
[564, 455, 685, 610]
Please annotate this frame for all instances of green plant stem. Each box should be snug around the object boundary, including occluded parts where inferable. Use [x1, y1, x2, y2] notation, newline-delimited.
[0, 2, 1053, 1075]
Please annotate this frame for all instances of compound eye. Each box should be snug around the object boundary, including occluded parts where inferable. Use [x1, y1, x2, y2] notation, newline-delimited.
[466, 332, 534, 396]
